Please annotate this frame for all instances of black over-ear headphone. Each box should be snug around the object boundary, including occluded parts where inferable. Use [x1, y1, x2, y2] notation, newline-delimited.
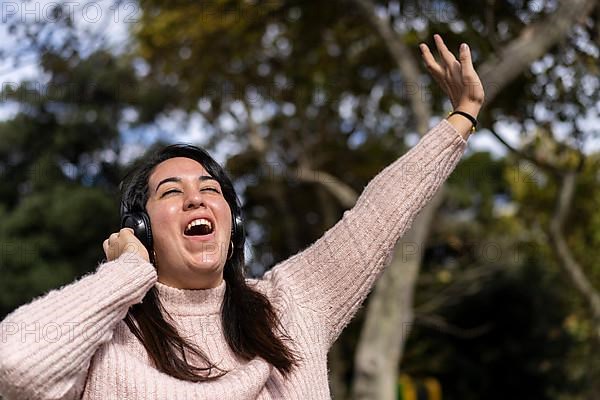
[120, 200, 155, 264]
[120, 197, 244, 267]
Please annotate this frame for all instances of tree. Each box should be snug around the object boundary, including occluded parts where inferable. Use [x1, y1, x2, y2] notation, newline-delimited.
[0, 20, 173, 316]
[349, 1, 599, 398]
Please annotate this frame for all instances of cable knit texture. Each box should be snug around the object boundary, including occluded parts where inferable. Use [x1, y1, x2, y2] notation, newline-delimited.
[0, 119, 467, 400]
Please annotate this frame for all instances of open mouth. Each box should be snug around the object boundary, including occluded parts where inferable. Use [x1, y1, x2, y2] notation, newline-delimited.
[184, 218, 215, 237]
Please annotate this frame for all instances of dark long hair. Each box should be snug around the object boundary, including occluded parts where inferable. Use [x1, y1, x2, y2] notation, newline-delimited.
[120, 144, 300, 381]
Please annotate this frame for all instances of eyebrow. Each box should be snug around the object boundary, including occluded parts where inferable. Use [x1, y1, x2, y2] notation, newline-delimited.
[155, 175, 218, 193]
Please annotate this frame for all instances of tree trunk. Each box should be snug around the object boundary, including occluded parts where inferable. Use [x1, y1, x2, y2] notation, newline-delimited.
[351, 189, 445, 400]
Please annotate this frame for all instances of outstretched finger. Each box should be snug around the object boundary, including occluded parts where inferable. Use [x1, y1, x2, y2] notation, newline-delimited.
[459, 43, 476, 80]
[419, 43, 444, 77]
[433, 34, 458, 69]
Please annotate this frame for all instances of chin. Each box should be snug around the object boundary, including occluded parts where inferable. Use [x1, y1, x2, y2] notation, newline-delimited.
[186, 257, 224, 273]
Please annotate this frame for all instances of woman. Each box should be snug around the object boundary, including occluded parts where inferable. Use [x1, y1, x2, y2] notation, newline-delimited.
[0, 35, 484, 399]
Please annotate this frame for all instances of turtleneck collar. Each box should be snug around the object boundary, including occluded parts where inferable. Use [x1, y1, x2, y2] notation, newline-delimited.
[154, 279, 226, 316]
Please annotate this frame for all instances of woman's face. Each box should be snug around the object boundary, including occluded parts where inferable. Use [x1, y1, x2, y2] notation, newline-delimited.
[145, 157, 233, 289]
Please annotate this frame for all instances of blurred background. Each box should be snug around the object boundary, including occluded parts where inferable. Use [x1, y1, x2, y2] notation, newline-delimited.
[0, 0, 599, 399]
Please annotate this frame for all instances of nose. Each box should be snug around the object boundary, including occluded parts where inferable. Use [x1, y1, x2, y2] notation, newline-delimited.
[183, 190, 207, 210]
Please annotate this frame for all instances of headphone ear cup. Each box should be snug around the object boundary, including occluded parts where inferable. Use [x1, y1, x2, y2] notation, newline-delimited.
[140, 212, 154, 251]
[231, 213, 244, 247]
[121, 211, 154, 255]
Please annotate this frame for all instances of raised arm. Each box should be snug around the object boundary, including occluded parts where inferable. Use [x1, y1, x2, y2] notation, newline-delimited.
[263, 35, 484, 346]
[0, 230, 156, 400]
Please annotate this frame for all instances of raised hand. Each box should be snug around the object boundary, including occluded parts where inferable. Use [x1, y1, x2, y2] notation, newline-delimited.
[419, 34, 485, 120]
[103, 227, 150, 263]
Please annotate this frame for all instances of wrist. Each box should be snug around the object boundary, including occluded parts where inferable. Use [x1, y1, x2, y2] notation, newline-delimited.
[454, 102, 481, 119]
[449, 110, 477, 130]
[447, 107, 479, 140]
[446, 114, 474, 141]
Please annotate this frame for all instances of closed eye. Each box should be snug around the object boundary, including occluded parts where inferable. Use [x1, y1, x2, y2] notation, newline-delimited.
[161, 188, 220, 197]
[161, 189, 180, 197]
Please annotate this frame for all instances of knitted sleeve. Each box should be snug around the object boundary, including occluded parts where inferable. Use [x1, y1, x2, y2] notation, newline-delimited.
[0, 252, 157, 400]
[263, 119, 467, 346]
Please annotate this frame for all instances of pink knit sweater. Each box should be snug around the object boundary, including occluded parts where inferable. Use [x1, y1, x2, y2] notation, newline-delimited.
[0, 120, 466, 399]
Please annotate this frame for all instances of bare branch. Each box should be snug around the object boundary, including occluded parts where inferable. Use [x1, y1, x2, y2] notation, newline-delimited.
[488, 124, 599, 337]
[352, 0, 431, 134]
[479, 0, 598, 103]
[240, 100, 358, 210]
[414, 313, 493, 339]
[547, 171, 600, 338]
[352, 0, 597, 130]
[295, 165, 358, 209]
[485, 0, 499, 50]
[241, 99, 268, 154]
[487, 126, 561, 175]
[416, 263, 504, 314]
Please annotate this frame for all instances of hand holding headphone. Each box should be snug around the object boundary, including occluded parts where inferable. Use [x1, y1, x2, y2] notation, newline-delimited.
[102, 227, 150, 263]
